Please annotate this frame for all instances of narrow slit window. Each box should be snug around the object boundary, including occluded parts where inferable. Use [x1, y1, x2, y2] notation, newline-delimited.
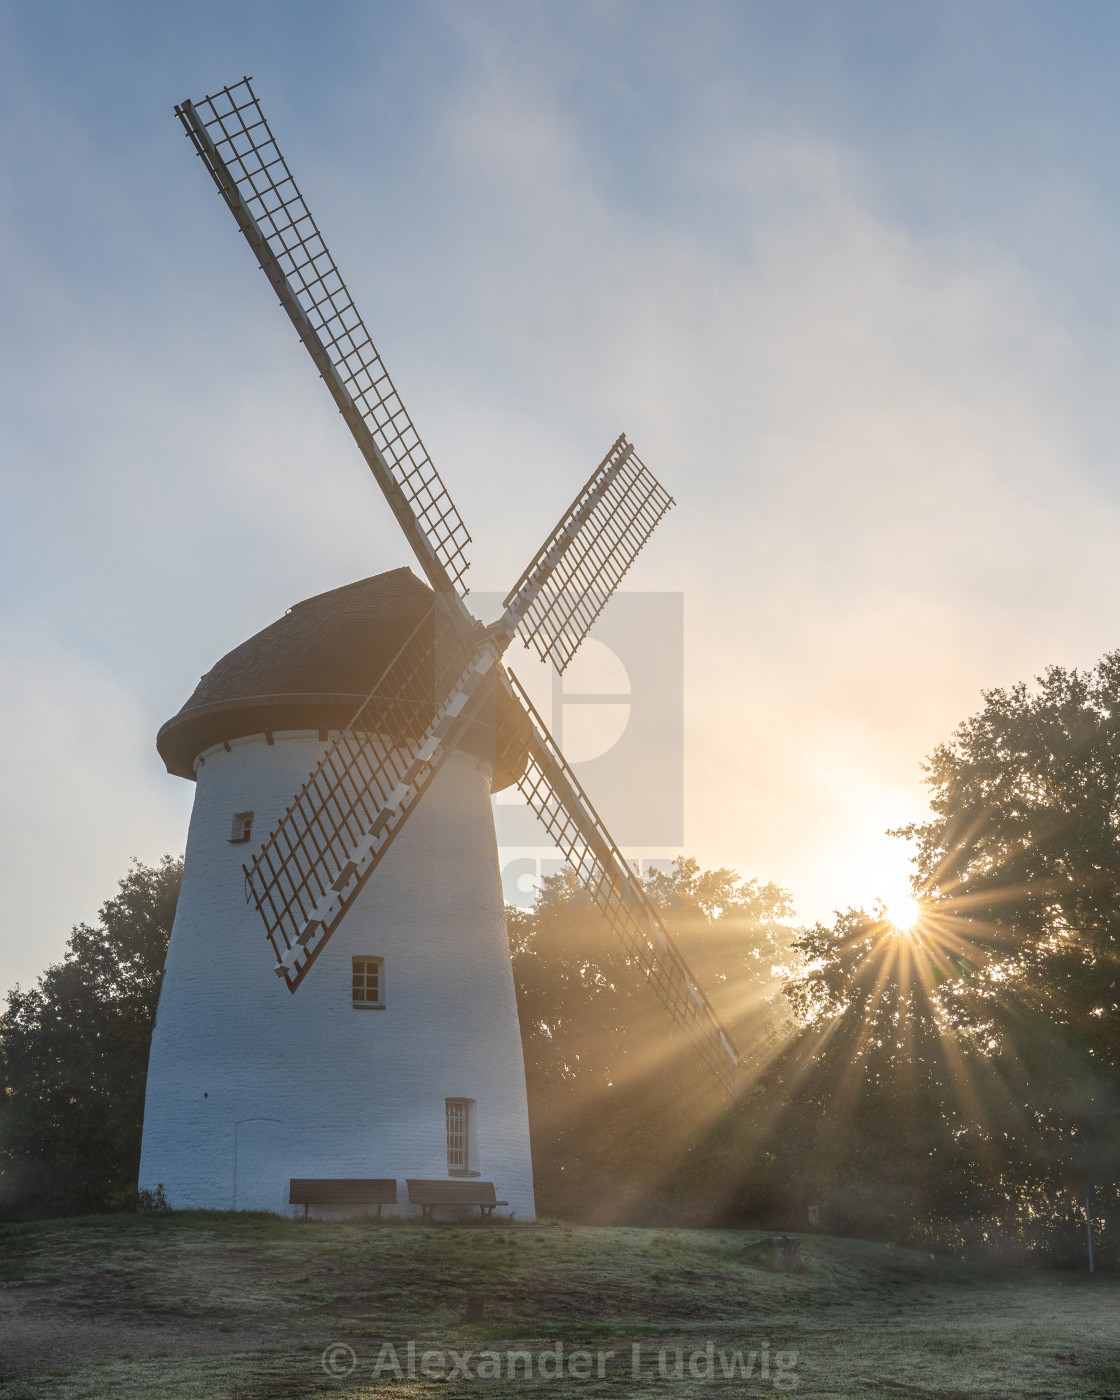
[445, 1099, 478, 1175]
[352, 956, 384, 1009]
[230, 811, 254, 843]
[446, 1100, 468, 1172]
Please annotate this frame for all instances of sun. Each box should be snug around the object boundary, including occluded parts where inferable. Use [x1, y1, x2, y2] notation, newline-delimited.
[882, 894, 922, 933]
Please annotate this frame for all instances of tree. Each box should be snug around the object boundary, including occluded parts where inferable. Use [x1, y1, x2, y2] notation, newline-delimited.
[751, 658, 1120, 1260]
[0, 856, 181, 1219]
[898, 657, 1120, 1258]
[750, 907, 989, 1243]
[904, 656, 1120, 1072]
[644, 856, 797, 1057]
[509, 858, 795, 1222]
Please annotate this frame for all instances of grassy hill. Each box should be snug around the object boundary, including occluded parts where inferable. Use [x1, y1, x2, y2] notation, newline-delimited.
[0, 1213, 1116, 1398]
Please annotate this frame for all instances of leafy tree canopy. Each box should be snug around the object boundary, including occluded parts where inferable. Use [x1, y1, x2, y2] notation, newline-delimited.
[764, 658, 1120, 1260]
[0, 856, 181, 1219]
[510, 856, 796, 1222]
[901, 656, 1120, 1074]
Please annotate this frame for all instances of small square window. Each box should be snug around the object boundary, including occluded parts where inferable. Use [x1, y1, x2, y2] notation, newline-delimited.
[352, 956, 384, 1009]
[229, 811, 254, 843]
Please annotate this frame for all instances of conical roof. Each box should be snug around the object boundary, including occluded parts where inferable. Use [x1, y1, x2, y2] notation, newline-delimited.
[157, 568, 522, 789]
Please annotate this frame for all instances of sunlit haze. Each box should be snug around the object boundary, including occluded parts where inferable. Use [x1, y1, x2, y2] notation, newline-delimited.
[883, 895, 922, 934]
[5, 1, 1120, 994]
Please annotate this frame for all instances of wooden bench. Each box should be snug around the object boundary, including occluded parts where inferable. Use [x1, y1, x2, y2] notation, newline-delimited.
[406, 1179, 508, 1220]
[288, 1178, 397, 1219]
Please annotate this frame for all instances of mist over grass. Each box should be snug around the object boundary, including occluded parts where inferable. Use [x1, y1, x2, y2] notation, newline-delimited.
[0, 1211, 1116, 1398]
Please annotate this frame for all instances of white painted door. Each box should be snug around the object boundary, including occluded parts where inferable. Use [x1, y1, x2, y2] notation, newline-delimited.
[233, 1118, 287, 1213]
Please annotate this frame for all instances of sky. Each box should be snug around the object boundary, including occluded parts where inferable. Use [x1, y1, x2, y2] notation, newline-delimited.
[4, 0, 1120, 994]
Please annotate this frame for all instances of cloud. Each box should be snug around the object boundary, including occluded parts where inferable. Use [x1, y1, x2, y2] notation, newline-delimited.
[419, 49, 1120, 919]
[4, 2, 1120, 997]
[0, 622, 191, 992]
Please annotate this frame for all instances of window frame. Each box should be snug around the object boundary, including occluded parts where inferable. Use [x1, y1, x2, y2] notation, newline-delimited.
[445, 1097, 480, 1177]
[351, 955, 385, 1010]
[229, 810, 254, 844]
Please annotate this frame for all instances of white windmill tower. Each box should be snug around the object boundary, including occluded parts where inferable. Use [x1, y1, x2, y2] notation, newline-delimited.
[139, 78, 740, 1218]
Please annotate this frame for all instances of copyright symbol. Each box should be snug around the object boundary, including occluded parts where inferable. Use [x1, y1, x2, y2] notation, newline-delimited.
[321, 1342, 357, 1377]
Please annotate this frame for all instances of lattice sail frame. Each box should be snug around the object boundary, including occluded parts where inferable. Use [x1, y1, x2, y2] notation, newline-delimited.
[244, 601, 494, 991]
[243, 442, 673, 989]
[497, 673, 740, 1094]
[175, 77, 471, 601]
[504, 435, 674, 673]
[178, 75, 732, 1088]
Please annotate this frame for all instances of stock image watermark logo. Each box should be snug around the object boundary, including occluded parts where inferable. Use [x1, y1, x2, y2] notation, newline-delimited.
[320, 1338, 799, 1387]
[321, 1342, 358, 1377]
[493, 590, 684, 905]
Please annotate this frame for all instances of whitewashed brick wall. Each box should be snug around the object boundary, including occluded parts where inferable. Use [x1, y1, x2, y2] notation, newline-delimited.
[139, 732, 536, 1219]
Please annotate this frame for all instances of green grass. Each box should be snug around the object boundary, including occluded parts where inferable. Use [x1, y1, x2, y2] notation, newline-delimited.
[0, 1212, 1115, 1398]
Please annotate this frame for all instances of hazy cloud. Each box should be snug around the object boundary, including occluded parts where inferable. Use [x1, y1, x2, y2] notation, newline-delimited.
[3, 1, 1120, 990]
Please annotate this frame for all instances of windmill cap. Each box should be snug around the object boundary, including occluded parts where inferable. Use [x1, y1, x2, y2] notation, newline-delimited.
[156, 568, 526, 789]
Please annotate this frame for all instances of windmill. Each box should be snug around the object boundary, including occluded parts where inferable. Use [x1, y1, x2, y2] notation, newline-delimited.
[139, 78, 738, 1218]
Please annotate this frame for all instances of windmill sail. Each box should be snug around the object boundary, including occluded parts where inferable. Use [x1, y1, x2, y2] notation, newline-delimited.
[175, 78, 472, 606]
[176, 79, 736, 1107]
[498, 672, 740, 1095]
[244, 600, 494, 991]
[503, 435, 674, 673]
[246, 433, 673, 990]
